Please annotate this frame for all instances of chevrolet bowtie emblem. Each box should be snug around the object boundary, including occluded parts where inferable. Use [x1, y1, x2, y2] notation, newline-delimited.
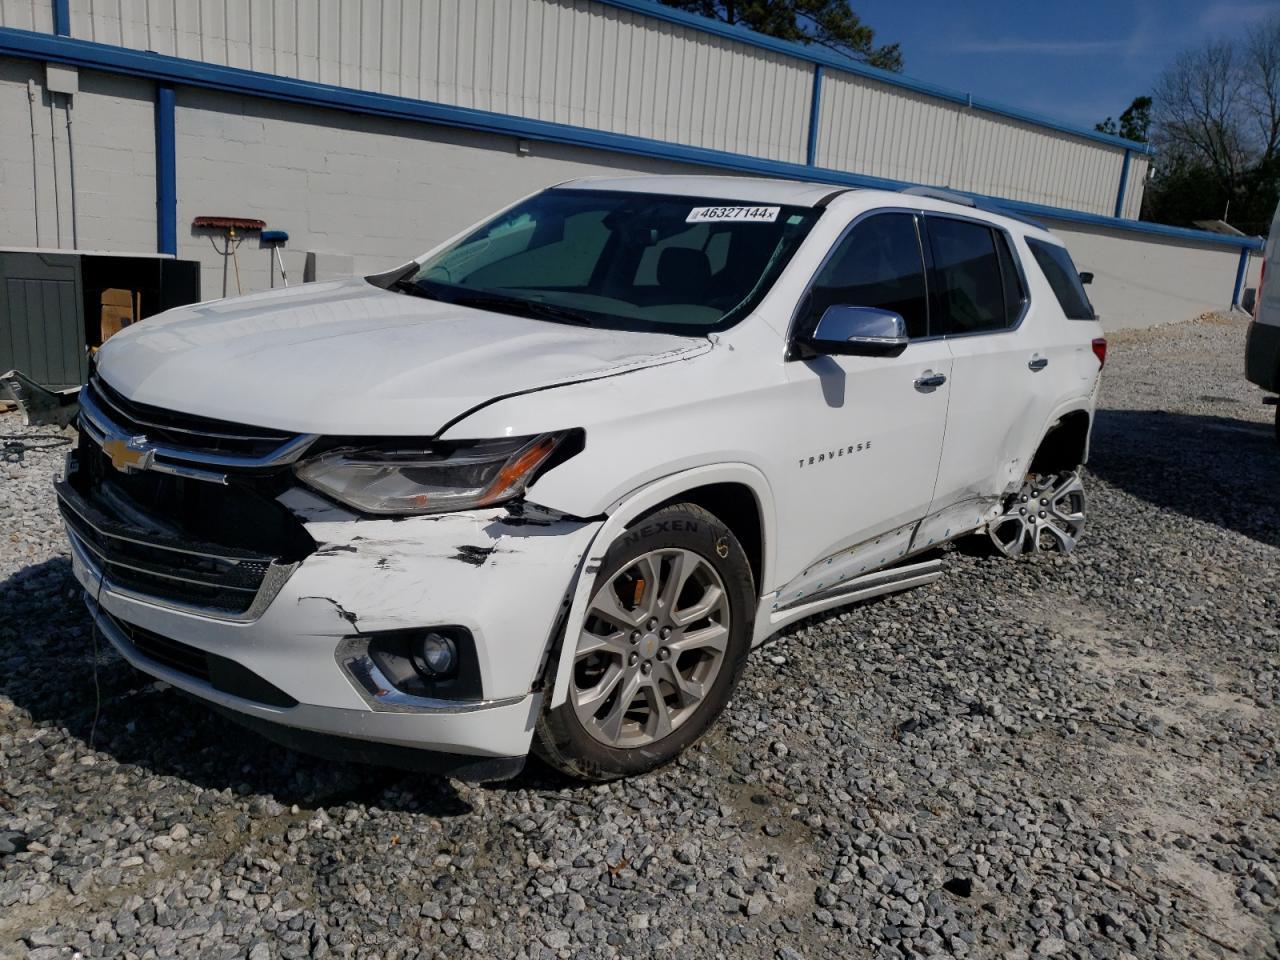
[102, 434, 155, 474]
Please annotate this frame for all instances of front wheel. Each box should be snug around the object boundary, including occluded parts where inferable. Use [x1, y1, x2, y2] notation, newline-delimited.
[987, 469, 1087, 557]
[534, 503, 754, 781]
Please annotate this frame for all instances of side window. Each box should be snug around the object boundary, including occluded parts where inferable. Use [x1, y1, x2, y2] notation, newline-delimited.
[926, 217, 1011, 335]
[799, 213, 929, 338]
[1026, 238, 1095, 320]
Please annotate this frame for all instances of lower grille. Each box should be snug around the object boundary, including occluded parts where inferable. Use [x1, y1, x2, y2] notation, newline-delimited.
[130, 622, 211, 681]
[103, 612, 298, 709]
[58, 479, 295, 619]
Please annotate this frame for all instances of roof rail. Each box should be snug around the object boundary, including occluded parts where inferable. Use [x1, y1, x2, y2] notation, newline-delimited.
[970, 198, 1046, 231]
[901, 185, 1047, 230]
[901, 185, 975, 207]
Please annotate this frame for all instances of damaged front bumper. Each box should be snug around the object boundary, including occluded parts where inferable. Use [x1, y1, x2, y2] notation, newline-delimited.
[62, 477, 603, 779]
[1, 369, 81, 427]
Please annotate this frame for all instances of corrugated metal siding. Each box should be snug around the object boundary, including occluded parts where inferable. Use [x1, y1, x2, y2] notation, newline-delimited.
[957, 109, 1122, 214]
[67, 0, 813, 163]
[0, 0, 52, 31]
[816, 72, 957, 188]
[1123, 154, 1149, 220]
[60, 0, 1139, 216]
[815, 67, 1127, 216]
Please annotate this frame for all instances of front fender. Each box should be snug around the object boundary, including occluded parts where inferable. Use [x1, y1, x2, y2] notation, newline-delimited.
[540, 462, 776, 709]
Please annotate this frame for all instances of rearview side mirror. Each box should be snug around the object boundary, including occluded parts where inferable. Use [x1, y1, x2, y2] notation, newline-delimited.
[791, 305, 909, 359]
[1079, 271, 1094, 285]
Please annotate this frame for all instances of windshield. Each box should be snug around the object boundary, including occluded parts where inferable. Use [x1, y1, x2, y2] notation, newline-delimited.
[404, 189, 821, 333]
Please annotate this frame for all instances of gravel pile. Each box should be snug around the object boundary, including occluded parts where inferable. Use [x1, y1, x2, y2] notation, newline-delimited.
[1, 314, 1277, 960]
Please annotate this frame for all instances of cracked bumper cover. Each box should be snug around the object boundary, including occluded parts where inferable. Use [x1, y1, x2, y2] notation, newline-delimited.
[67, 494, 603, 766]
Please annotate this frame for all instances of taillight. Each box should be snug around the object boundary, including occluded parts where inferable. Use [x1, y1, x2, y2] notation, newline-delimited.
[1091, 337, 1107, 367]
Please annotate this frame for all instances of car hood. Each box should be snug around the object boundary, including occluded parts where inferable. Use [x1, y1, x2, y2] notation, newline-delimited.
[94, 278, 709, 435]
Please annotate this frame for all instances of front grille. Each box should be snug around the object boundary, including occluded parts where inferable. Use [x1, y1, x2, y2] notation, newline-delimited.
[85, 374, 298, 460]
[59, 481, 289, 617]
[62, 373, 319, 619]
[103, 612, 298, 708]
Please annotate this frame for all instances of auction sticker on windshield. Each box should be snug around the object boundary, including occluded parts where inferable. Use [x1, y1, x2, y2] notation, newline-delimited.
[686, 206, 780, 223]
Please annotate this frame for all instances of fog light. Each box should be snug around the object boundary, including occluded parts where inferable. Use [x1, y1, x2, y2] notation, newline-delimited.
[413, 632, 457, 678]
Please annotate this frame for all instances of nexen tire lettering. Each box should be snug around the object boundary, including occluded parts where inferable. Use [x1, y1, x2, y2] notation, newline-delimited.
[622, 520, 700, 545]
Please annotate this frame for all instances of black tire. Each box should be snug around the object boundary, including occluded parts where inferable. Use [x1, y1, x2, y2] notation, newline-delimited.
[534, 503, 755, 781]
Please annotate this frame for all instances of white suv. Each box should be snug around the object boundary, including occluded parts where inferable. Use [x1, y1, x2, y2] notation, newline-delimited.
[58, 176, 1105, 781]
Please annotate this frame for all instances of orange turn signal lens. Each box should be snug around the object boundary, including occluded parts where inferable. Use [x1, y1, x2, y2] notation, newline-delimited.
[477, 434, 561, 506]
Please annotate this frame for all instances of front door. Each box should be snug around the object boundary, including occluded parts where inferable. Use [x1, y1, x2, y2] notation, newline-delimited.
[772, 211, 953, 600]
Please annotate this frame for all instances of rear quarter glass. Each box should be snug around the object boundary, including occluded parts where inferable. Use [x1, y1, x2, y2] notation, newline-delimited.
[1026, 238, 1095, 320]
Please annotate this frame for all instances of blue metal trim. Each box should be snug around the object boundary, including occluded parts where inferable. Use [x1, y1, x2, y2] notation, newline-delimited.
[805, 64, 823, 166]
[1232, 248, 1250, 306]
[0, 27, 1261, 253]
[1113, 149, 1131, 219]
[52, 0, 69, 36]
[591, 0, 1151, 155]
[154, 84, 176, 255]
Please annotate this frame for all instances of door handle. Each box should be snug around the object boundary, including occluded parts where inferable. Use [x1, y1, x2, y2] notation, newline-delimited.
[914, 373, 947, 390]
[1028, 357, 1049, 371]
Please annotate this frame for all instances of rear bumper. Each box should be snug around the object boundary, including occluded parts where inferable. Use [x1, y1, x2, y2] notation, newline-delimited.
[64, 484, 603, 771]
[1245, 320, 1280, 391]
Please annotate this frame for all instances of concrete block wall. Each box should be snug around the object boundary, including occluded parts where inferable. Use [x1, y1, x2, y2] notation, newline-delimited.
[174, 87, 706, 296]
[1046, 219, 1256, 331]
[0, 59, 156, 253]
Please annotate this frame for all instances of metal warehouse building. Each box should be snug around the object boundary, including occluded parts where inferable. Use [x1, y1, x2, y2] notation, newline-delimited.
[0, 0, 1263, 337]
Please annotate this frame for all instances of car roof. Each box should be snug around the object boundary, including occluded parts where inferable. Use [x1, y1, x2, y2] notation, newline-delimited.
[553, 175, 848, 207]
[552, 174, 1059, 242]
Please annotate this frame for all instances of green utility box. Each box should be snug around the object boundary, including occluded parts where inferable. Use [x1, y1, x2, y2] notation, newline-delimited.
[0, 250, 200, 390]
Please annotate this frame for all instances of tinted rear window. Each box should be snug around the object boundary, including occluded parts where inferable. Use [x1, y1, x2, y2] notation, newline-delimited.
[1027, 238, 1094, 320]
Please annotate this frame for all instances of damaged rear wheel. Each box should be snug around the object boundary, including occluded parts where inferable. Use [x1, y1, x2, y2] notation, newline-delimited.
[987, 469, 1087, 557]
[534, 503, 753, 781]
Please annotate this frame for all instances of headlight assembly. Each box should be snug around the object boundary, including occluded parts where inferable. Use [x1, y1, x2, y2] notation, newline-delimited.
[295, 432, 569, 515]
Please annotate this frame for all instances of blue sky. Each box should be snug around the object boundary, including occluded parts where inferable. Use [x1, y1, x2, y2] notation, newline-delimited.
[853, 0, 1280, 130]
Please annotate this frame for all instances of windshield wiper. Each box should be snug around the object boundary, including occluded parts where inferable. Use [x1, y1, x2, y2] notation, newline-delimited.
[391, 277, 436, 300]
[448, 293, 594, 326]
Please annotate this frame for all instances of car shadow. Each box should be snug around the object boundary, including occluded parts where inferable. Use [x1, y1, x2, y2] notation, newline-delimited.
[0, 556, 475, 815]
[1088, 406, 1279, 548]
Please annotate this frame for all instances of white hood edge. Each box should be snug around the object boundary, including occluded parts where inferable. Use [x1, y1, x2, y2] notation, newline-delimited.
[94, 278, 711, 436]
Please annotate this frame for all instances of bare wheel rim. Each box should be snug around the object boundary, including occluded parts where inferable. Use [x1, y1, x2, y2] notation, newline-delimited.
[571, 547, 731, 749]
[988, 469, 1086, 557]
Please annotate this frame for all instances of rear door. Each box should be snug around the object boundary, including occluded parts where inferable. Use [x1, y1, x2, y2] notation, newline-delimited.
[925, 215, 1054, 511]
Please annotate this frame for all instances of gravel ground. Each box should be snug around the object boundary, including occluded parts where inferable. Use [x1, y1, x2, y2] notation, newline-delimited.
[1, 314, 1277, 960]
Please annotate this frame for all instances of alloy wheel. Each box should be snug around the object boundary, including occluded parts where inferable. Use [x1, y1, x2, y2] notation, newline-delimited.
[572, 548, 730, 749]
[988, 469, 1086, 557]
